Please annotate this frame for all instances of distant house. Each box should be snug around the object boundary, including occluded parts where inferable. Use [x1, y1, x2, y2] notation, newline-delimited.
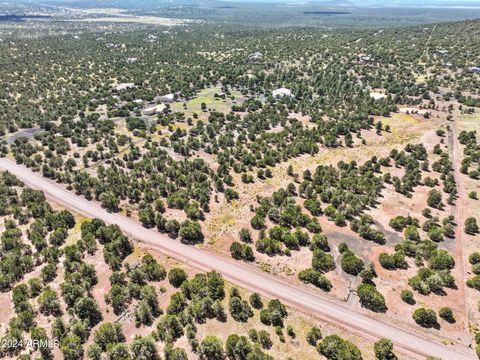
[160, 93, 175, 103]
[436, 49, 448, 55]
[133, 99, 143, 105]
[143, 104, 166, 116]
[146, 34, 157, 43]
[114, 83, 135, 91]
[370, 92, 386, 100]
[360, 56, 372, 62]
[272, 88, 293, 98]
[470, 67, 480, 74]
[248, 51, 263, 61]
[214, 92, 226, 99]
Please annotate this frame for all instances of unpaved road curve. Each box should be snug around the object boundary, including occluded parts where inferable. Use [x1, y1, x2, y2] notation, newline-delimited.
[0, 158, 474, 360]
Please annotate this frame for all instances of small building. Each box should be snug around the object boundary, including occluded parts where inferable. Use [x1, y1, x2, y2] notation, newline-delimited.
[143, 104, 166, 116]
[370, 92, 386, 100]
[272, 88, 293, 98]
[146, 34, 157, 43]
[160, 93, 175, 103]
[214, 92, 226, 99]
[114, 83, 135, 91]
[133, 99, 143, 105]
[436, 49, 448, 55]
[248, 51, 263, 60]
[470, 67, 480, 74]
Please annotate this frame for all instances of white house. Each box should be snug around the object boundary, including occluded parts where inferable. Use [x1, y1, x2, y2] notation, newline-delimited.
[114, 83, 135, 91]
[160, 93, 175, 103]
[370, 92, 386, 100]
[272, 88, 292, 98]
[248, 51, 263, 60]
[126, 57, 138, 64]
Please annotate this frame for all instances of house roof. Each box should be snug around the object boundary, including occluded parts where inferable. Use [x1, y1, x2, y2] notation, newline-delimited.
[272, 88, 292, 97]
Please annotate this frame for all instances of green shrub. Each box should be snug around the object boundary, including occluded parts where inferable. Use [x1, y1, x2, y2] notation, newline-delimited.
[400, 290, 415, 305]
[466, 275, 480, 291]
[439, 307, 455, 323]
[341, 250, 364, 276]
[299, 269, 332, 291]
[357, 284, 387, 312]
[412, 308, 438, 328]
[465, 217, 479, 235]
[306, 326, 322, 346]
[374, 338, 397, 360]
[317, 335, 362, 360]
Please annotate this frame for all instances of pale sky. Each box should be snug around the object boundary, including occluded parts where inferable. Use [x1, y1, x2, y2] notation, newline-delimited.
[236, 0, 480, 3]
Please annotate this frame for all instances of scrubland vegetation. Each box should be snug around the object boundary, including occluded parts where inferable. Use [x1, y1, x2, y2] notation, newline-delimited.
[0, 6, 479, 359]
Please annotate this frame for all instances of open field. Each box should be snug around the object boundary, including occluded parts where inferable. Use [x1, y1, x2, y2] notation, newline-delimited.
[74, 16, 192, 26]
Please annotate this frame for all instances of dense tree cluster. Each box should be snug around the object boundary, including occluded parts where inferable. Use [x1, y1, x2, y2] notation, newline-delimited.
[459, 130, 480, 179]
[0, 172, 76, 291]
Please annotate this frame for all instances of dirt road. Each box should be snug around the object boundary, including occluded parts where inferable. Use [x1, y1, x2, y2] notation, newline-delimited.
[450, 114, 470, 329]
[0, 158, 475, 360]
